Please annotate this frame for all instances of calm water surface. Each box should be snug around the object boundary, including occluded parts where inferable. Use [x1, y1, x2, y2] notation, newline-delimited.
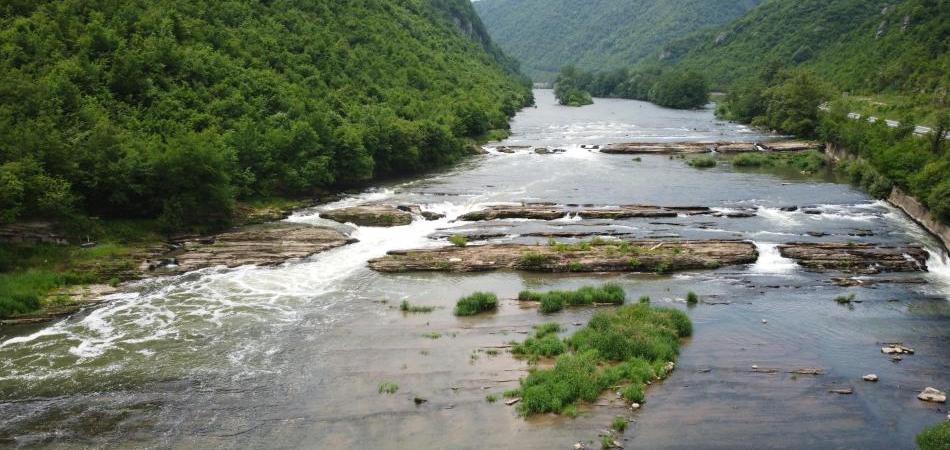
[1, 90, 947, 449]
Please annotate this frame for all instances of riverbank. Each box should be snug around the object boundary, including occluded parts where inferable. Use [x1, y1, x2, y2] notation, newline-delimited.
[824, 142, 950, 252]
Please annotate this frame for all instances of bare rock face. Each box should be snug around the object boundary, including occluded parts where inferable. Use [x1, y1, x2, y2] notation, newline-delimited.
[777, 243, 928, 274]
[368, 239, 757, 273]
[321, 205, 413, 227]
[459, 204, 713, 221]
[163, 223, 351, 273]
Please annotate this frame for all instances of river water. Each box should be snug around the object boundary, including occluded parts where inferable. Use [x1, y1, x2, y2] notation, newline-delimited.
[1, 90, 948, 449]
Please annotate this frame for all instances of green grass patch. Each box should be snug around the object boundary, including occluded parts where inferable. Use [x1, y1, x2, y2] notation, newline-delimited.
[731, 150, 827, 173]
[510, 303, 691, 416]
[400, 300, 435, 313]
[520, 251, 553, 267]
[520, 283, 626, 314]
[512, 322, 567, 359]
[485, 394, 498, 403]
[378, 382, 399, 394]
[454, 292, 499, 316]
[916, 421, 950, 450]
[687, 156, 717, 168]
[834, 293, 856, 304]
[612, 416, 628, 432]
[448, 235, 468, 247]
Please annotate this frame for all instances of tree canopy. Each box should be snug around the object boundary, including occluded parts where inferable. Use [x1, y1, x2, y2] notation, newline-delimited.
[0, 0, 532, 230]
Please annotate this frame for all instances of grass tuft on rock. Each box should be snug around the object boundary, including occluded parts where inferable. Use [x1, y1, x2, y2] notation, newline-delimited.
[916, 421, 950, 450]
[834, 293, 856, 304]
[454, 292, 498, 316]
[448, 235, 468, 247]
[510, 303, 691, 416]
[378, 382, 399, 394]
[520, 283, 626, 314]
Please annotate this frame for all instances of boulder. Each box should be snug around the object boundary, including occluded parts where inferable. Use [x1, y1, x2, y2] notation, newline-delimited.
[918, 387, 946, 403]
[321, 205, 413, 227]
[863, 374, 879, 382]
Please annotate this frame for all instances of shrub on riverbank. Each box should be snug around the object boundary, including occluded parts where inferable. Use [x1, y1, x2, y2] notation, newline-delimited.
[519, 283, 626, 313]
[916, 421, 950, 450]
[510, 303, 691, 416]
[454, 292, 499, 316]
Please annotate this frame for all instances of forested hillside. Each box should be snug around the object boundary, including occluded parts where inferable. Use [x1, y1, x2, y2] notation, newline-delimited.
[0, 0, 532, 230]
[661, 0, 949, 99]
[472, 0, 761, 81]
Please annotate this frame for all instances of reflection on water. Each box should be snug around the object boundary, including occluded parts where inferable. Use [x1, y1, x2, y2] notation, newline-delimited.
[0, 90, 947, 449]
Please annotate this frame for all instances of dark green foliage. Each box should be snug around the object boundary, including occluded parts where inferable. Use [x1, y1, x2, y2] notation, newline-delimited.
[514, 303, 691, 416]
[648, 70, 710, 109]
[454, 292, 499, 316]
[916, 421, 950, 450]
[688, 156, 717, 168]
[661, 0, 947, 97]
[717, 68, 832, 137]
[0, 0, 531, 230]
[473, 0, 763, 81]
[554, 66, 594, 106]
[521, 283, 626, 314]
[554, 66, 710, 110]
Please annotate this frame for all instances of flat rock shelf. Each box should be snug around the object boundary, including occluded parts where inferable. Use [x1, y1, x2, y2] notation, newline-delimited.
[368, 240, 758, 273]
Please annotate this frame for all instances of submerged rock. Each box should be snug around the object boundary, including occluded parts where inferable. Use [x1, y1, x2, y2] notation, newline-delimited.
[368, 239, 757, 273]
[881, 344, 915, 355]
[321, 205, 413, 227]
[918, 387, 946, 403]
[777, 243, 928, 274]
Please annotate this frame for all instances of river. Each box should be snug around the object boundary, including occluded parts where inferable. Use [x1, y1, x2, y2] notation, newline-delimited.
[1, 90, 948, 449]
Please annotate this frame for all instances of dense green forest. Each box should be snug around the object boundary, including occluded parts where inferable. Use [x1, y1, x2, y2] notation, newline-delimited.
[554, 66, 709, 109]
[472, 0, 761, 81]
[0, 0, 532, 231]
[660, 0, 949, 115]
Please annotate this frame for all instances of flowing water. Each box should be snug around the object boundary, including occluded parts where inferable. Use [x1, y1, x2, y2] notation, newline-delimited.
[1, 90, 948, 449]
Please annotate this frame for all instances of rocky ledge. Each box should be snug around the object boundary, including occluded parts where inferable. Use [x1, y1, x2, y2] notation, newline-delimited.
[320, 205, 414, 227]
[778, 242, 929, 274]
[150, 223, 352, 274]
[368, 239, 757, 273]
[601, 140, 822, 155]
[459, 204, 714, 221]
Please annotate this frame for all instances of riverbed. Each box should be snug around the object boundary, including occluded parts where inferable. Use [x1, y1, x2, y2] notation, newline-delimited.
[1, 90, 948, 449]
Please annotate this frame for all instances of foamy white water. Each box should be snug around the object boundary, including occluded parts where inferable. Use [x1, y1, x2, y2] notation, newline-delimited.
[750, 242, 799, 274]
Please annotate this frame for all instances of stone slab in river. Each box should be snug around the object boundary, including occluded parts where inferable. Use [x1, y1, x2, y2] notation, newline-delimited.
[320, 205, 413, 227]
[368, 239, 757, 273]
[166, 223, 352, 273]
[778, 242, 928, 274]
